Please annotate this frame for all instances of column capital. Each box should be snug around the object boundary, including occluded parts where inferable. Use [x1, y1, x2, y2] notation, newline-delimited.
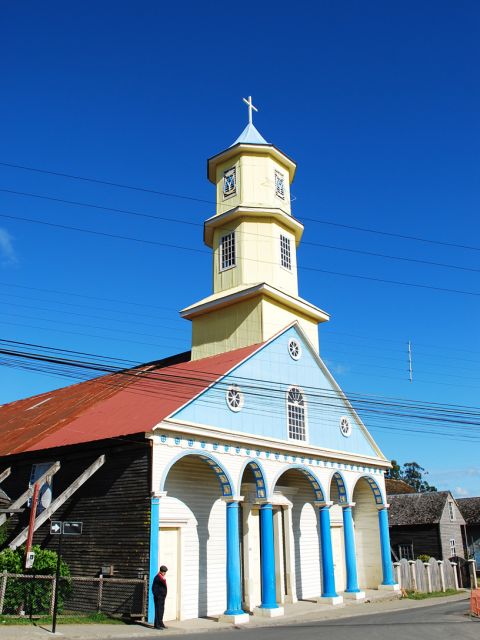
[222, 496, 244, 504]
[341, 502, 356, 509]
[376, 503, 390, 511]
[314, 500, 333, 509]
[151, 491, 167, 500]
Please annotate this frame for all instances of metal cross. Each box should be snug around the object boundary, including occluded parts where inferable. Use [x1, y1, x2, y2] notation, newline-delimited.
[242, 95, 258, 125]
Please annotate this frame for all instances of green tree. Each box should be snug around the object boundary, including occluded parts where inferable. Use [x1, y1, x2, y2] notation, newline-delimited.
[400, 461, 437, 493]
[386, 459, 402, 479]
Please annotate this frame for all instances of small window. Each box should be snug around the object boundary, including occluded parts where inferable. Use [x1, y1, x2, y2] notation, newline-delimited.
[220, 232, 236, 270]
[275, 170, 285, 199]
[280, 234, 292, 270]
[288, 338, 301, 360]
[287, 386, 306, 441]
[226, 385, 243, 412]
[223, 167, 237, 198]
[340, 416, 352, 438]
[448, 501, 455, 521]
[398, 544, 414, 560]
[449, 538, 456, 556]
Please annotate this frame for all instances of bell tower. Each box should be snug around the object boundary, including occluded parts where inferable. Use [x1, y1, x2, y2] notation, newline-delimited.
[182, 97, 329, 360]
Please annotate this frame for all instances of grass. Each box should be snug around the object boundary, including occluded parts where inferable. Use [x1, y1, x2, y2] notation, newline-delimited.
[0, 612, 128, 625]
[403, 588, 463, 600]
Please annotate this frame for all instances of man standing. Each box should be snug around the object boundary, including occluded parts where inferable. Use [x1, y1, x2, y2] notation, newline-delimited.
[152, 565, 168, 630]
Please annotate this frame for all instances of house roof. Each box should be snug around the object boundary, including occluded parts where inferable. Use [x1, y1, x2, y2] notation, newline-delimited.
[388, 491, 452, 526]
[385, 479, 416, 495]
[0, 343, 261, 457]
[457, 497, 480, 525]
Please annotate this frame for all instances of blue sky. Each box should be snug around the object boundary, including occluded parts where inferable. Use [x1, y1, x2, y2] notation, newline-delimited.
[0, 1, 479, 495]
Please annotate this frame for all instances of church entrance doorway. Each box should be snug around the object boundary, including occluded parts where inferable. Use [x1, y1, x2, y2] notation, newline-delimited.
[158, 527, 180, 621]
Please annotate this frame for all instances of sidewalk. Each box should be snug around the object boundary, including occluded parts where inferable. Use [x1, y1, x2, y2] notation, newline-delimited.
[0, 591, 470, 639]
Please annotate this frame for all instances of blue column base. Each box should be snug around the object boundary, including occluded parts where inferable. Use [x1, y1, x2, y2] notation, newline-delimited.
[345, 588, 361, 593]
[224, 607, 247, 616]
[258, 603, 279, 609]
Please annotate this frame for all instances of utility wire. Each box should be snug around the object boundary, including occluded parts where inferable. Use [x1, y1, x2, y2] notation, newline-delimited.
[1, 211, 479, 298]
[1, 187, 478, 274]
[1, 160, 478, 252]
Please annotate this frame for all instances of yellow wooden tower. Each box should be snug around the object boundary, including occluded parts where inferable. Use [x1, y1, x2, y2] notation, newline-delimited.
[181, 97, 329, 360]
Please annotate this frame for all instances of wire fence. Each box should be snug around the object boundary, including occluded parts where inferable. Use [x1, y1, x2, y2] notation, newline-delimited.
[0, 572, 148, 619]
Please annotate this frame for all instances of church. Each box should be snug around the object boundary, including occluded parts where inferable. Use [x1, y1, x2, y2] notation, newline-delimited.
[0, 99, 398, 625]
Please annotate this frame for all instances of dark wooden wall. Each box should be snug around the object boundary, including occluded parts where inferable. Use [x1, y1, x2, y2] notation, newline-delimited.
[1, 437, 151, 578]
[389, 524, 442, 559]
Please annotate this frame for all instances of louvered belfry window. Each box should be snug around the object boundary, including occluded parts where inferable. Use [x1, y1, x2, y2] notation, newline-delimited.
[287, 387, 306, 441]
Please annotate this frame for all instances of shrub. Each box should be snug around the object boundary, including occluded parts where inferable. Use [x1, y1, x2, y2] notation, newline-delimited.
[417, 554, 431, 563]
[0, 545, 71, 615]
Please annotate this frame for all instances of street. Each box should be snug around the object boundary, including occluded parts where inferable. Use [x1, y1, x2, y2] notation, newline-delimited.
[142, 599, 477, 640]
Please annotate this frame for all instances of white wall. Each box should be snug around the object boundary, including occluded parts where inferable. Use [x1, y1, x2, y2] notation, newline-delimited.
[162, 456, 226, 620]
[353, 479, 382, 588]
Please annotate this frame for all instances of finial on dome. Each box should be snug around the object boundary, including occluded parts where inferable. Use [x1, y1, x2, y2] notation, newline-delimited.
[230, 95, 269, 147]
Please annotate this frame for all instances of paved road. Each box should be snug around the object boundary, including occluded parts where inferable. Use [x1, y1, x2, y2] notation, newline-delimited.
[144, 599, 478, 640]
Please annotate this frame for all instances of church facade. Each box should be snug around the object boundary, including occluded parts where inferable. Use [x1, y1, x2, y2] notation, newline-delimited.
[0, 102, 399, 626]
[147, 105, 398, 624]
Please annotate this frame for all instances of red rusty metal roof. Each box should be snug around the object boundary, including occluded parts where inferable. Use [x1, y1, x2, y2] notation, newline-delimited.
[0, 344, 261, 457]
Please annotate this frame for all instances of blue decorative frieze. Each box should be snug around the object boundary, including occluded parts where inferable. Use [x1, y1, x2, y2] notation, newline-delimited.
[174, 437, 181, 445]
[236, 447, 241, 454]
[188, 439, 194, 447]
[200, 441, 206, 448]
[160, 434, 167, 443]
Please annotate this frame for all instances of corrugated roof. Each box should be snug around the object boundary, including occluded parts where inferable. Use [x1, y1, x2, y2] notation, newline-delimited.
[388, 491, 451, 526]
[457, 497, 480, 524]
[0, 343, 261, 457]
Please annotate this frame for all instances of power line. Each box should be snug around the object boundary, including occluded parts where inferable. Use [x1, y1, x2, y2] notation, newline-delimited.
[1, 186, 479, 274]
[2, 211, 480, 297]
[1, 159, 478, 252]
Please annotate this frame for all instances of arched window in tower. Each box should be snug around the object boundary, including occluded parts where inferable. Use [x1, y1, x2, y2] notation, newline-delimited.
[287, 386, 307, 441]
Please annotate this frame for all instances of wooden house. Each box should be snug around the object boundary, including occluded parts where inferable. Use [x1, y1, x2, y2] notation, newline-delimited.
[457, 497, 480, 570]
[388, 491, 466, 561]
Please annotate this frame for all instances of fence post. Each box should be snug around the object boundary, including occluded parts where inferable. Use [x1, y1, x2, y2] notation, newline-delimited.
[469, 559, 478, 589]
[393, 562, 401, 588]
[450, 562, 459, 590]
[408, 560, 417, 592]
[438, 560, 446, 592]
[0, 570, 7, 614]
[424, 563, 432, 593]
[97, 575, 104, 613]
[50, 576, 56, 616]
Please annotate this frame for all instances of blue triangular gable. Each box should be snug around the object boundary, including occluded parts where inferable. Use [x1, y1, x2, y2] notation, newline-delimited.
[170, 326, 382, 459]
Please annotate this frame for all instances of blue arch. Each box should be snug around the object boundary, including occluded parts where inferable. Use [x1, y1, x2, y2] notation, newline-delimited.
[352, 475, 385, 505]
[239, 459, 268, 500]
[329, 470, 350, 504]
[272, 464, 325, 502]
[159, 450, 234, 498]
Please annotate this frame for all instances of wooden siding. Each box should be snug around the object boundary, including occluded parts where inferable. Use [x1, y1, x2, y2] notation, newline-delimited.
[439, 498, 465, 559]
[389, 524, 442, 559]
[2, 438, 151, 578]
[353, 480, 382, 588]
